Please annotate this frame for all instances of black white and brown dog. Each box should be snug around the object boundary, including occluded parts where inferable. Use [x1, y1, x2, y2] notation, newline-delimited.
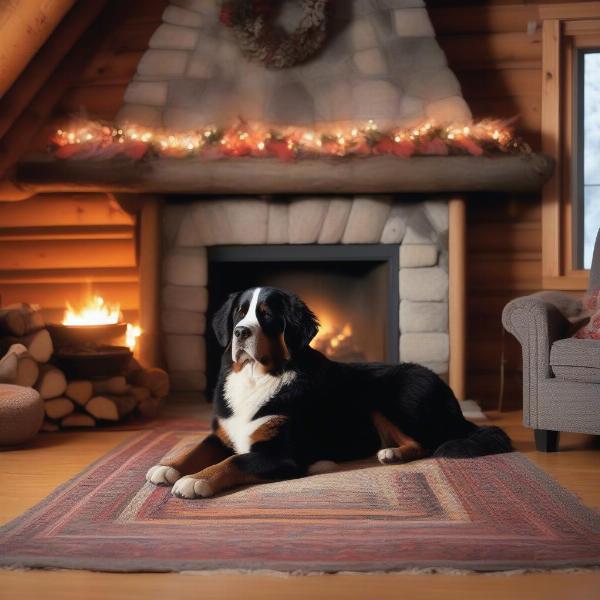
[146, 286, 512, 499]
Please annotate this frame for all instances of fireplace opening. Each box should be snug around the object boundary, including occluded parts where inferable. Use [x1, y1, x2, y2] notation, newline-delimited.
[206, 245, 399, 393]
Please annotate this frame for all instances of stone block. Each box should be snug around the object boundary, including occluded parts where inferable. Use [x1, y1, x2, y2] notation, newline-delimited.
[267, 202, 289, 244]
[169, 370, 207, 392]
[403, 208, 437, 244]
[149, 24, 198, 50]
[406, 68, 461, 102]
[172, 0, 217, 15]
[400, 301, 448, 332]
[163, 5, 206, 27]
[352, 80, 401, 123]
[187, 51, 214, 79]
[162, 285, 208, 312]
[318, 198, 352, 244]
[165, 335, 206, 372]
[399, 267, 448, 301]
[349, 18, 378, 50]
[265, 81, 315, 126]
[380, 204, 412, 244]
[400, 333, 448, 363]
[400, 244, 438, 268]
[342, 197, 392, 243]
[161, 310, 206, 335]
[421, 362, 448, 375]
[393, 8, 435, 37]
[162, 203, 189, 249]
[116, 104, 163, 128]
[354, 48, 387, 76]
[123, 82, 167, 106]
[424, 200, 449, 233]
[137, 50, 188, 78]
[425, 95, 472, 123]
[163, 248, 207, 287]
[289, 198, 329, 244]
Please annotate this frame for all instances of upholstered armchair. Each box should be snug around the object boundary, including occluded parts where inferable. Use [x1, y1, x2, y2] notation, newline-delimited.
[502, 228, 600, 452]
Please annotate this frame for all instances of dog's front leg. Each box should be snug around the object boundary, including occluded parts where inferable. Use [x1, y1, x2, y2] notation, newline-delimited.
[171, 452, 302, 499]
[146, 433, 234, 486]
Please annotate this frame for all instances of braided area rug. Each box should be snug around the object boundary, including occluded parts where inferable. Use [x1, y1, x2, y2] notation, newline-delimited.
[1, 428, 599, 573]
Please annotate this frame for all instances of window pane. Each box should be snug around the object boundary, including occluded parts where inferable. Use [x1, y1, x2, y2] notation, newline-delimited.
[583, 52, 600, 269]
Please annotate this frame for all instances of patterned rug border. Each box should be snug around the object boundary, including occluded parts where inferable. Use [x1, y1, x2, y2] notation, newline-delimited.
[1, 429, 599, 574]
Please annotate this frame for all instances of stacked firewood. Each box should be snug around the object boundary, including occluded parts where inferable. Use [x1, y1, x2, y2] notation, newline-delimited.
[0, 303, 169, 430]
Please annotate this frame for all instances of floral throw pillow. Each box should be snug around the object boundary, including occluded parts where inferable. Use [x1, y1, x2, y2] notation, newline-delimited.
[574, 288, 600, 340]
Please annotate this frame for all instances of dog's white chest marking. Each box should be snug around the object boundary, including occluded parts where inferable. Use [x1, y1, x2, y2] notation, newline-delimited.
[221, 365, 295, 454]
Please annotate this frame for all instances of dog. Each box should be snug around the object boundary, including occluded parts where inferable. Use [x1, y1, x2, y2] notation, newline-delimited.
[146, 286, 512, 499]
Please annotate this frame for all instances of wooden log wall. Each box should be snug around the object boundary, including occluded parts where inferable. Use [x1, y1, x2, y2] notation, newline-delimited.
[10, 0, 594, 409]
[0, 194, 138, 325]
[431, 0, 589, 409]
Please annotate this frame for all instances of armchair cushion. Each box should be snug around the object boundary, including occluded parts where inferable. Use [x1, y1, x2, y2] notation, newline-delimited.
[550, 338, 600, 383]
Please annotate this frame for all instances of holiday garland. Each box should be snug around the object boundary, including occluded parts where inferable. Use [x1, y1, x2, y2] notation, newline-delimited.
[50, 119, 531, 162]
[219, 0, 329, 69]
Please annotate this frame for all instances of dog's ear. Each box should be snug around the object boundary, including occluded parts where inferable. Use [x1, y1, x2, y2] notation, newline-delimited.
[282, 292, 319, 354]
[212, 292, 240, 348]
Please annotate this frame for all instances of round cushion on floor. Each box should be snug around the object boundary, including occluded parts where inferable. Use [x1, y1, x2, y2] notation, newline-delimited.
[0, 384, 44, 446]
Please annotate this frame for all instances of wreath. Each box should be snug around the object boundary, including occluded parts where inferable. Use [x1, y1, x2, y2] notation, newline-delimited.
[219, 0, 330, 69]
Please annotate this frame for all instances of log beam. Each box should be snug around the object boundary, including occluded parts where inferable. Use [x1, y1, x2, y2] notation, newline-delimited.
[0, 0, 76, 98]
[12, 154, 555, 196]
[0, 0, 109, 142]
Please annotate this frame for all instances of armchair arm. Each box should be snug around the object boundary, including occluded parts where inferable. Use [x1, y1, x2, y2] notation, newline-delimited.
[502, 294, 574, 378]
[502, 293, 575, 427]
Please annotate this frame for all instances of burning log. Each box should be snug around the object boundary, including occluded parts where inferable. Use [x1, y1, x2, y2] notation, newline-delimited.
[35, 365, 67, 399]
[65, 380, 93, 407]
[44, 397, 75, 420]
[86, 394, 138, 421]
[61, 413, 96, 428]
[0, 304, 44, 337]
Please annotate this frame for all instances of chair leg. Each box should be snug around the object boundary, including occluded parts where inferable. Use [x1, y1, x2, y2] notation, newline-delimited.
[534, 429, 560, 452]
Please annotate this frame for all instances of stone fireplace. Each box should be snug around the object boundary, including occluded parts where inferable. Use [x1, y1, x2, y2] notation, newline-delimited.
[161, 195, 449, 393]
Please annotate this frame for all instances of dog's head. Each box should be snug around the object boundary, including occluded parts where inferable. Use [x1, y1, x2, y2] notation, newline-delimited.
[212, 287, 319, 374]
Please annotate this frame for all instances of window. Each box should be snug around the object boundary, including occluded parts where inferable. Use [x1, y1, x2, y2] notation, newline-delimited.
[576, 50, 600, 269]
[540, 5, 600, 289]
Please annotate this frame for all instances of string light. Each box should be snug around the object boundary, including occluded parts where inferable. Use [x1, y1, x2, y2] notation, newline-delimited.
[50, 118, 530, 161]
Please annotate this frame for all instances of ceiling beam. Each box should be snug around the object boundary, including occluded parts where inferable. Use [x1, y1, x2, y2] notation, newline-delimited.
[0, 0, 76, 98]
[0, 0, 109, 142]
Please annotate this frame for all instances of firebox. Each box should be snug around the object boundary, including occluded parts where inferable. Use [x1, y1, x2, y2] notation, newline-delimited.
[205, 245, 399, 392]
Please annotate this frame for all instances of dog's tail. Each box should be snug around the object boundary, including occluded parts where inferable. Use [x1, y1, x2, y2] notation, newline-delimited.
[433, 425, 513, 458]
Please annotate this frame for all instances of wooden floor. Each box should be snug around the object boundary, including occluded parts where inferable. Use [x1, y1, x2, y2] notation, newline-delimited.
[0, 405, 599, 600]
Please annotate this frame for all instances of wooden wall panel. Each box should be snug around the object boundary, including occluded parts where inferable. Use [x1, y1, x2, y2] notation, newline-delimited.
[0, 194, 138, 324]
[432, 0, 591, 410]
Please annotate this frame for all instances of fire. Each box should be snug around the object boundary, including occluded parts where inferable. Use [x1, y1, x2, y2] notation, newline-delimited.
[312, 315, 354, 358]
[62, 295, 141, 352]
[62, 296, 120, 326]
[126, 323, 142, 352]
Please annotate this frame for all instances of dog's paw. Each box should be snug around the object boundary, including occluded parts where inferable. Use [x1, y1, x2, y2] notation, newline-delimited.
[172, 477, 213, 499]
[146, 464, 181, 486]
[377, 448, 403, 464]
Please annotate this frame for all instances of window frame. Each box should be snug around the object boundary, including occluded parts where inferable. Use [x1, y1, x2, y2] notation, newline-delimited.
[540, 3, 600, 290]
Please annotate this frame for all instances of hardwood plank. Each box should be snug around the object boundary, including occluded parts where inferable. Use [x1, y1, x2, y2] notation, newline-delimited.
[77, 50, 144, 86]
[0, 193, 134, 227]
[0, 225, 134, 241]
[460, 68, 541, 99]
[57, 84, 126, 120]
[440, 32, 542, 68]
[0, 239, 136, 270]
[467, 221, 541, 253]
[430, 5, 539, 34]
[0, 267, 138, 284]
[0, 282, 139, 310]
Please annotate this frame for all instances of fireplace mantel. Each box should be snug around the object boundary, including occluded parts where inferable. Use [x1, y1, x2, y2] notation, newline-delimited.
[10, 153, 554, 196]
